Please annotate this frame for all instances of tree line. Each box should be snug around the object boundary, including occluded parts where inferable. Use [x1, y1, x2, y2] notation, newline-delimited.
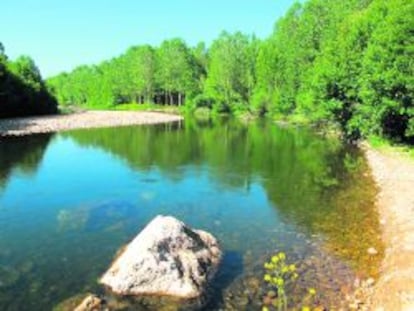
[252, 0, 413, 142]
[48, 0, 413, 142]
[2, 0, 413, 143]
[0, 43, 58, 118]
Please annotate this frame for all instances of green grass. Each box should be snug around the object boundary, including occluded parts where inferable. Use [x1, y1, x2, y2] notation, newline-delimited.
[272, 113, 312, 126]
[60, 102, 184, 115]
[111, 103, 184, 114]
[368, 135, 414, 160]
[192, 107, 212, 119]
[110, 102, 163, 111]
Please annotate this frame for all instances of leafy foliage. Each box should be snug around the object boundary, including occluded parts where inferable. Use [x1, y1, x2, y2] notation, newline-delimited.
[0, 44, 58, 118]
[47, 0, 413, 143]
[253, 0, 413, 143]
[48, 39, 202, 109]
[204, 32, 258, 113]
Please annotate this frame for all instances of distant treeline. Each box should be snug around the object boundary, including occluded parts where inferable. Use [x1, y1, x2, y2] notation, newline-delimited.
[0, 43, 58, 118]
[43, 0, 414, 142]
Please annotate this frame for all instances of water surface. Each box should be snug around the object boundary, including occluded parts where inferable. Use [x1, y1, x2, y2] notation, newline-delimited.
[0, 119, 382, 310]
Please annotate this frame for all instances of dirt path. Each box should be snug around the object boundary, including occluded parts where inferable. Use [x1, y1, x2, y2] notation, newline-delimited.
[364, 145, 414, 310]
[0, 111, 183, 136]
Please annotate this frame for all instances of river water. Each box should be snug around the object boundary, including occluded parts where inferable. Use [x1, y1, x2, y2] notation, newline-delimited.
[0, 118, 382, 310]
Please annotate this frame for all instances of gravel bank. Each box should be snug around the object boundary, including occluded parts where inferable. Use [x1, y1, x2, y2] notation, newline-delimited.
[364, 144, 414, 310]
[0, 111, 183, 136]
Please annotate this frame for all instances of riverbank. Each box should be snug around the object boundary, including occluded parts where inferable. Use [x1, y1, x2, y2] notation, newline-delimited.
[0, 111, 183, 137]
[363, 144, 414, 310]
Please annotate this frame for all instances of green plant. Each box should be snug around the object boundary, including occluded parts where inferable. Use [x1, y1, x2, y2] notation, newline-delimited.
[263, 252, 297, 311]
[262, 252, 317, 311]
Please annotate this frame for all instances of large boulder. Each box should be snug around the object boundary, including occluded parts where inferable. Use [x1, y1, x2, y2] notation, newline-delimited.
[100, 215, 222, 298]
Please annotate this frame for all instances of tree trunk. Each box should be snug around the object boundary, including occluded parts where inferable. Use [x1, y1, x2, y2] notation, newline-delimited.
[169, 93, 173, 106]
[178, 93, 182, 106]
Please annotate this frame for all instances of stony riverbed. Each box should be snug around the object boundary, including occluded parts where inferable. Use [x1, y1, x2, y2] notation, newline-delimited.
[0, 111, 183, 136]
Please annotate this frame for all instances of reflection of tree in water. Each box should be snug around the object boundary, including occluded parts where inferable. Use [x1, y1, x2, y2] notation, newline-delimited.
[263, 145, 383, 278]
[65, 119, 382, 276]
[64, 118, 344, 191]
[0, 133, 53, 189]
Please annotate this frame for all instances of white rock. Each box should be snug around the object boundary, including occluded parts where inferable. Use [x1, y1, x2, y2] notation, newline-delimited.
[367, 247, 378, 255]
[100, 215, 222, 298]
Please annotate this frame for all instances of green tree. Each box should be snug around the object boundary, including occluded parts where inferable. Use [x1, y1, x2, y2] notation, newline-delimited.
[356, 0, 414, 141]
[46, 0, 413, 144]
[156, 38, 199, 106]
[204, 32, 256, 112]
[0, 45, 57, 118]
[10, 56, 43, 92]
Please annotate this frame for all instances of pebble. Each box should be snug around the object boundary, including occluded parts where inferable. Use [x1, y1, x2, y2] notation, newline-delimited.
[365, 278, 375, 286]
[367, 247, 378, 255]
[262, 295, 274, 306]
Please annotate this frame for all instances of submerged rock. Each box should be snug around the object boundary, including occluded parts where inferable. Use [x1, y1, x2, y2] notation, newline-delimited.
[0, 266, 20, 288]
[74, 295, 105, 311]
[54, 294, 106, 311]
[100, 215, 222, 298]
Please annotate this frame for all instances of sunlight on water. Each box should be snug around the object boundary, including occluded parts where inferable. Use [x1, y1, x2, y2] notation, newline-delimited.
[0, 119, 382, 310]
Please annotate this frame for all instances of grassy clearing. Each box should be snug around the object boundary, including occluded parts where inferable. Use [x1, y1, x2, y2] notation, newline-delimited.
[272, 113, 312, 126]
[59, 103, 185, 115]
[368, 135, 414, 160]
[110, 103, 184, 115]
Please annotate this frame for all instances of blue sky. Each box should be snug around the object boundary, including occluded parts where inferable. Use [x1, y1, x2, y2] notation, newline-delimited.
[1, 0, 296, 77]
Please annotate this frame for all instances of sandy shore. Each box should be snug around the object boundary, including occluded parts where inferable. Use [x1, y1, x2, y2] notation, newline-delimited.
[0, 111, 183, 136]
[364, 145, 414, 310]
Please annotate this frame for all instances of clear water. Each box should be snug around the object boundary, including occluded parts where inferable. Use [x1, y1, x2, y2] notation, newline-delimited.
[0, 118, 382, 310]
